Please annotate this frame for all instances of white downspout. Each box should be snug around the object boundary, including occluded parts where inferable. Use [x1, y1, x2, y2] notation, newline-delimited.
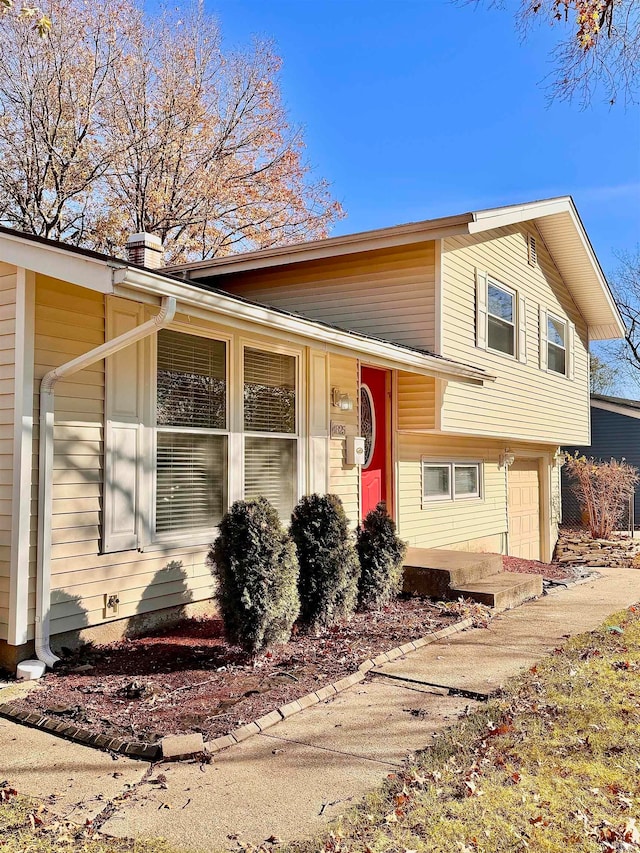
[35, 296, 176, 668]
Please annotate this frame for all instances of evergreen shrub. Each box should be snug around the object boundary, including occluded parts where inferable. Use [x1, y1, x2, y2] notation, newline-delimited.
[209, 497, 300, 655]
[290, 493, 360, 632]
[357, 501, 407, 610]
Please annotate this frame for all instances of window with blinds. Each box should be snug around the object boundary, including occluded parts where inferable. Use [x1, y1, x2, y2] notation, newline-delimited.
[244, 348, 296, 433]
[244, 436, 297, 520]
[157, 329, 226, 429]
[157, 433, 227, 532]
[243, 347, 298, 521]
[155, 330, 228, 536]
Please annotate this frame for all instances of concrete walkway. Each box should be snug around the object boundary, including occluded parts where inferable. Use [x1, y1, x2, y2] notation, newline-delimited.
[2, 566, 640, 852]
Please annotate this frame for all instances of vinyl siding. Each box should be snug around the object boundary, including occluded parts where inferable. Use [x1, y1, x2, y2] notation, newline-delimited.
[215, 243, 437, 351]
[397, 433, 558, 556]
[397, 433, 508, 550]
[329, 353, 360, 525]
[397, 372, 437, 431]
[441, 224, 590, 445]
[0, 270, 16, 640]
[33, 278, 215, 638]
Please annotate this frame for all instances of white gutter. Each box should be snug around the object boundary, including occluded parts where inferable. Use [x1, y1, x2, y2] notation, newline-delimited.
[35, 296, 176, 669]
[113, 267, 494, 386]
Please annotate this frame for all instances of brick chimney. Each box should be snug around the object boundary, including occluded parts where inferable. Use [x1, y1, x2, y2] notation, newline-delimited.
[126, 232, 163, 269]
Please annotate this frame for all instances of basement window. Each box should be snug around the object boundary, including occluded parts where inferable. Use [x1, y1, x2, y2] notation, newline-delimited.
[422, 460, 482, 504]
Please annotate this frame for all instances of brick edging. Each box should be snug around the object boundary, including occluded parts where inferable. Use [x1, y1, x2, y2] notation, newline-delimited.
[0, 616, 474, 762]
[0, 702, 161, 760]
[204, 615, 475, 753]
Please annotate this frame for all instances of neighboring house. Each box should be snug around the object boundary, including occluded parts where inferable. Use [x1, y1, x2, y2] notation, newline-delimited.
[0, 196, 624, 669]
[562, 394, 640, 528]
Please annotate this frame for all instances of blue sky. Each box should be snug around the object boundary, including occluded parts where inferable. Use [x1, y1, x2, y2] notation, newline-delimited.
[211, 0, 639, 277]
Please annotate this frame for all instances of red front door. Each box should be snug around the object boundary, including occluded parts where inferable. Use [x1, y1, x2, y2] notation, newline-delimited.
[360, 366, 389, 519]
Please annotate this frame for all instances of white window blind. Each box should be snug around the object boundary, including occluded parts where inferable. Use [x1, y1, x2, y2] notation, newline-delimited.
[244, 436, 297, 521]
[243, 347, 298, 520]
[157, 330, 226, 429]
[156, 433, 227, 533]
[244, 348, 296, 433]
[155, 330, 228, 537]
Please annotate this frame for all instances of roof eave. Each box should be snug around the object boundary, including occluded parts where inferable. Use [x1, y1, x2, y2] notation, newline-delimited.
[166, 214, 474, 279]
[469, 196, 625, 340]
[113, 266, 493, 386]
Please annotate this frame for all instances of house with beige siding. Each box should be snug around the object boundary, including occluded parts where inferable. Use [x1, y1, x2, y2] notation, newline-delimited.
[0, 196, 624, 671]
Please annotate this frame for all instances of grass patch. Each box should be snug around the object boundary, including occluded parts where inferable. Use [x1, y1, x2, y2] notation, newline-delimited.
[288, 606, 640, 853]
[0, 788, 181, 853]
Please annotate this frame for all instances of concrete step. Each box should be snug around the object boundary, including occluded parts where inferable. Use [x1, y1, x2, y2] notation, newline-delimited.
[402, 547, 503, 599]
[451, 572, 543, 612]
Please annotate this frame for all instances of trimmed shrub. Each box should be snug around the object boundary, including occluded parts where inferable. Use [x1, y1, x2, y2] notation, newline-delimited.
[357, 501, 407, 611]
[209, 498, 300, 655]
[290, 493, 360, 632]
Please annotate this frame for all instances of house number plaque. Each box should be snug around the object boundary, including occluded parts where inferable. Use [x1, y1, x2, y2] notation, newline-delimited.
[330, 421, 347, 439]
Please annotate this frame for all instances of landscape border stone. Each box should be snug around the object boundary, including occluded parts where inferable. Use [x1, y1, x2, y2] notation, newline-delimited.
[0, 615, 475, 762]
[543, 570, 602, 595]
[203, 615, 474, 754]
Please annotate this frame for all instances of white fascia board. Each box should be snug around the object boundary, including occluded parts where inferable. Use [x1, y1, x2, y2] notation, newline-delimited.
[113, 267, 492, 385]
[468, 197, 573, 233]
[0, 232, 117, 293]
[590, 398, 640, 421]
[169, 219, 473, 279]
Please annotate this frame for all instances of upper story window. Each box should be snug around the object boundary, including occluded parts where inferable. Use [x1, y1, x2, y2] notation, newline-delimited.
[487, 280, 516, 356]
[539, 307, 574, 380]
[155, 329, 228, 537]
[243, 347, 299, 521]
[476, 270, 526, 363]
[547, 315, 567, 375]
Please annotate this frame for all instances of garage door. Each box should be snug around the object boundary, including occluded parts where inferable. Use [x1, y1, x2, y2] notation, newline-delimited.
[508, 459, 541, 560]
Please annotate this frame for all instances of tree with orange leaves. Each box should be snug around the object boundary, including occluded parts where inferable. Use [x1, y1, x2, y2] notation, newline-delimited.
[0, 1, 343, 263]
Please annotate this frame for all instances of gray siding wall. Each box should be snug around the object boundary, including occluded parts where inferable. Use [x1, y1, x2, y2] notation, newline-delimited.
[562, 405, 640, 526]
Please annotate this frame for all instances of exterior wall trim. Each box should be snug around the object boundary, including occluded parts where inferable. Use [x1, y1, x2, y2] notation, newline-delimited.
[590, 398, 640, 421]
[434, 238, 443, 354]
[8, 268, 35, 646]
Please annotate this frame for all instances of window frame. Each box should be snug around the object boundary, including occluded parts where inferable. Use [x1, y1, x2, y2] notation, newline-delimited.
[240, 339, 305, 523]
[486, 278, 517, 359]
[421, 462, 452, 503]
[453, 463, 482, 500]
[421, 459, 483, 507]
[150, 324, 232, 547]
[546, 312, 567, 376]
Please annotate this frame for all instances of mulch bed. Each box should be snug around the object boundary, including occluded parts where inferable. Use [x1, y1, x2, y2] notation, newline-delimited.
[502, 555, 583, 581]
[9, 597, 463, 745]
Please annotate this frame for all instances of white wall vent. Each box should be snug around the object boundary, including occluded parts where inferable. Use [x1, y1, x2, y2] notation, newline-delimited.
[528, 234, 538, 267]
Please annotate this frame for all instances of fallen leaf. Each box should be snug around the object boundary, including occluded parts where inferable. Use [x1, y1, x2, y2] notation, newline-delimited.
[623, 818, 640, 843]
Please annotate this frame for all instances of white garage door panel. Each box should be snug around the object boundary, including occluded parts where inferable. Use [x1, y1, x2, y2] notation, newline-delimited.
[508, 459, 541, 560]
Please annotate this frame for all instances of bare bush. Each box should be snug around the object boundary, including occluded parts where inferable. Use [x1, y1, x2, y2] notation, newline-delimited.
[564, 453, 639, 539]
